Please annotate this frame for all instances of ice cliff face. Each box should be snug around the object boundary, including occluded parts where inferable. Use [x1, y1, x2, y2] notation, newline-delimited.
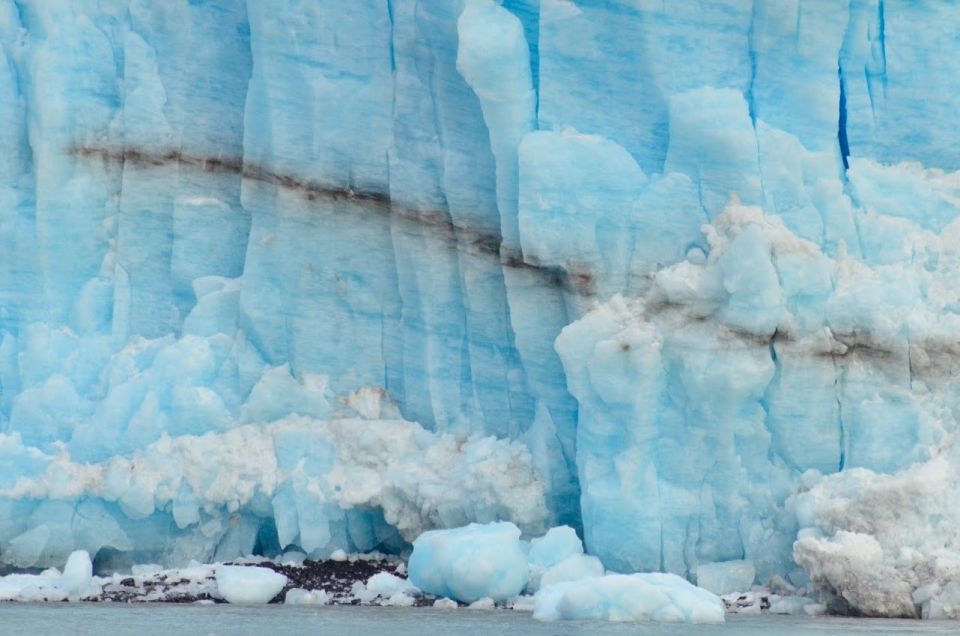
[1, 0, 959, 611]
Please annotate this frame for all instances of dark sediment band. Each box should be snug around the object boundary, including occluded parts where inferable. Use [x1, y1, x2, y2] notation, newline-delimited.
[70, 145, 594, 297]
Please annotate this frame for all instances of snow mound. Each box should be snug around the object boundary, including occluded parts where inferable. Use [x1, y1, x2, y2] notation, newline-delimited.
[215, 566, 287, 604]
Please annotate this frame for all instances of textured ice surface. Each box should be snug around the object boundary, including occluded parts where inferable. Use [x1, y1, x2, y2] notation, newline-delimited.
[1, 0, 960, 610]
[215, 565, 287, 604]
[793, 440, 960, 619]
[0, 416, 545, 567]
[556, 197, 960, 587]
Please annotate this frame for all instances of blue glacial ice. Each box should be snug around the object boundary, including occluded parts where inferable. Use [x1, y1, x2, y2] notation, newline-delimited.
[2, 0, 960, 619]
[409, 521, 530, 603]
[532, 573, 724, 624]
[526, 524, 604, 593]
[408, 520, 723, 623]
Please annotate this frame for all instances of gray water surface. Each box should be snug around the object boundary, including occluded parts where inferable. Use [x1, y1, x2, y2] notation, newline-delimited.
[1, 604, 950, 636]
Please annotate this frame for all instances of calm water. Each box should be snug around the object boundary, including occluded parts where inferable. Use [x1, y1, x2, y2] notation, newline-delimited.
[0, 604, 951, 636]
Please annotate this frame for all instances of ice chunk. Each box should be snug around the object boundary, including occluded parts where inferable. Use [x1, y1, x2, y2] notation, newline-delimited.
[364, 572, 416, 597]
[538, 554, 604, 589]
[354, 571, 418, 603]
[468, 597, 495, 610]
[215, 566, 287, 604]
[384, 591, 416, 607]
[768, 595, 819, 616]
[666, 88, 762, 219]
[284, 588, 329, 606]
[526, 525, 600, 592]
[408, 522, 529, 603]
[0, 549, 96, 602]
[518, 129, 646, 295]
[793, 444, 960, 618]
[527, 525, 583, 568]
[533, 573, 724, 624]
[696, 560, 756, 595]
[60, 550, 93, 599]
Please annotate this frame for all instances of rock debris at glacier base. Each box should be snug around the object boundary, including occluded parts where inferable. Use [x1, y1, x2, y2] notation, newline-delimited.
[2, 0, 960, 619]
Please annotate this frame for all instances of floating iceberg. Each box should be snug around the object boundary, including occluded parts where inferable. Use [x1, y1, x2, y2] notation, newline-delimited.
[533, 573, 724, 624]
[408, 522, 530, 603]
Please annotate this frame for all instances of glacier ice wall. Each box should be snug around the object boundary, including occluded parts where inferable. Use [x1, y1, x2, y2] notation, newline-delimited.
[1, 0, 960, 591]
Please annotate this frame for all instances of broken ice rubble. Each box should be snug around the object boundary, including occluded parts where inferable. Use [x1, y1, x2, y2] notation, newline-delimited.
[409, 522, 723, 623]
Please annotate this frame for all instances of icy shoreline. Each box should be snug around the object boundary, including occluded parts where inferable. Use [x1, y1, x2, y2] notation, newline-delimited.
[0, 552, 422, 606]
[0, 519, 862, 622]
[0, 545, 826, 624]
[0, 554, 821, 617]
